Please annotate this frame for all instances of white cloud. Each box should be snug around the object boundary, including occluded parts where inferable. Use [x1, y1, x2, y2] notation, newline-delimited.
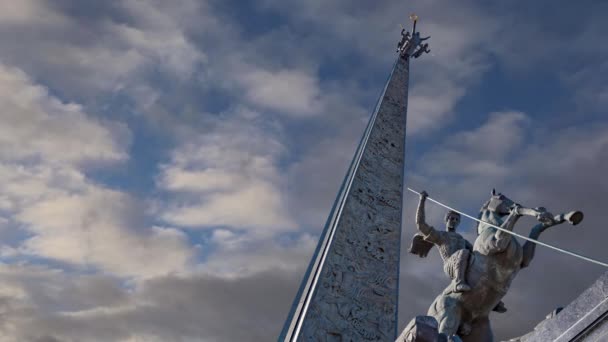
[239, 69, 323, 117]
[417, 111, 529, 179]
[17, 184, 194, 278]
[407, 84, 466, 134]
[0, 64, 194, 278]
[561, 60, 608, 113]
[157, 110, 296, 234]
[107, 11, 205, 80]
[0, 262, 303, 342]
[0, 0, 65, 26]
[201, 232, 317, 278]
[161, 180, 294, 231]
[0, 64, 129, 165]
[0, 0, 205, 105]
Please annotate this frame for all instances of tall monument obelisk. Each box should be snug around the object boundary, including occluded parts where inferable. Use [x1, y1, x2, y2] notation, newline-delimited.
[280, 15, 430, 342]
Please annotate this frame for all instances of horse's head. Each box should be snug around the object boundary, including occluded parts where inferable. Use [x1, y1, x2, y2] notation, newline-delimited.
[485, 189, 518, 216]
[477, 189, 519, 235]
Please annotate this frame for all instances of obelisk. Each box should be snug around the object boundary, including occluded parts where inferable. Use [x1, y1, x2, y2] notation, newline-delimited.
[280, 17, 429, 341]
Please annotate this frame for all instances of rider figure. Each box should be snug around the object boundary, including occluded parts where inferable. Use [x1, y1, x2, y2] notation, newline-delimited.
[415, 190, 472, 293]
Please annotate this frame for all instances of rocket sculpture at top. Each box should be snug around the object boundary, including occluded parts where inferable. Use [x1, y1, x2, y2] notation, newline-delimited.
[279, 15, 430, 342]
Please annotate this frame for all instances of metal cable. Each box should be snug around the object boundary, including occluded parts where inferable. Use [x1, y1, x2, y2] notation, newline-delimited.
[406, 187, 608, 268]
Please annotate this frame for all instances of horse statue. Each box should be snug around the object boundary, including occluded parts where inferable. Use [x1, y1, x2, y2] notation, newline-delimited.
[410, 189, 583, 342]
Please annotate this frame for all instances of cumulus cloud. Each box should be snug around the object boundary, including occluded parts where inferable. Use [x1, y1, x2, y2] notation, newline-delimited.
[0, 0, 205, 103]
[0, 0, 65, 26]
[17, 183, 194, 278]
[0, 64, 129, 165]
[561, 60, 608, 113]
[239, 69, 323, 117]
[201, 231, 317, 278]
[109, 0, 206, 80]
[0, 263, 304, 342]
[418, 111, 529, 179]
[0, 63, 194, 278]
[156, 109, 296, 234]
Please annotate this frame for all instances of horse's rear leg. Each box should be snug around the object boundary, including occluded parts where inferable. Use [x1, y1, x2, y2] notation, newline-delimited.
[429, 296, 462, 337]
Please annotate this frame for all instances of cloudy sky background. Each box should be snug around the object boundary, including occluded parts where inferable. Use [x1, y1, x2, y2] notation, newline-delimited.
[0, 0, 606, 341]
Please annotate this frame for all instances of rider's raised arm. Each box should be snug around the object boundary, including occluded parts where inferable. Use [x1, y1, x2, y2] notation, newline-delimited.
[416, 191, 440, 242]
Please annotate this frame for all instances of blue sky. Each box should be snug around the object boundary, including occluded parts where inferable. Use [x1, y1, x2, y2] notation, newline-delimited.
[0, 0, 606, 341]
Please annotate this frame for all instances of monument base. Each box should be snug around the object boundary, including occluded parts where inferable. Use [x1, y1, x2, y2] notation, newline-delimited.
[507, 271, 608, 342]
[396, 315, 458, 342]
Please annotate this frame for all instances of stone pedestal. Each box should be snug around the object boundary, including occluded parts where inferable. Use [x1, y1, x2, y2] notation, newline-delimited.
[507, 271, 608, 342]
[397, 316, 443, 342]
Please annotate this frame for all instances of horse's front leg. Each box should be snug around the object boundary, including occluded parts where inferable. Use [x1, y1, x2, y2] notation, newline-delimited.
[499, 205, 523, 232]
[491, 206, 523, 252]
[521, 213, 576, 268]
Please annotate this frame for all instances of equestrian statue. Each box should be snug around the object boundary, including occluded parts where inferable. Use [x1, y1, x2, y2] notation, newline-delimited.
[399, 189, 583, 342]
